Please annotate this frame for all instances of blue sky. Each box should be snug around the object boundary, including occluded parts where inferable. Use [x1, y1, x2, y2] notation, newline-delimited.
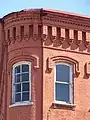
[0, 0, 90, 17]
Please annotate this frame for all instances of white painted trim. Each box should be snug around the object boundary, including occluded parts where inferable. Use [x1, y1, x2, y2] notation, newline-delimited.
[9, 101, 33, 108]
[12, 61, 32, 104]
[54, 62, 73, 104]
[53, 101, 76, 107]
[12, 61, 31, 68]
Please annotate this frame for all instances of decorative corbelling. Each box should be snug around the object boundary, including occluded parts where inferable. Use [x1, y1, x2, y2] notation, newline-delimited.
[9, 37, 15, 43]
[23, 32, 29, 41]
[4, 17, 34, 26]
[60, 37, 65, 44]
[68, 39, 74, 45]
[68, 29, 74, 45]
[42, 34, 48, 41]
[42, 9, 90, 28]
[51, 36, 57, 42]
[84, 41, 90, 48]
[3, 9, 90, 48]
[16, 34, 21, 42]
[5, 33, 41, 45]
[6, 38, 11, 45]
[33, 34, 39, 41]
[4, 11, 41, 26]
[3, 9, 90, 31]
[43, 17, 90, 29]
[76, 39, 82, 46]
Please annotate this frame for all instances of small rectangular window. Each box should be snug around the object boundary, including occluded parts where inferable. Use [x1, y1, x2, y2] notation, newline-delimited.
[55, 63, 73, 104]
[12, 62, 31, 104]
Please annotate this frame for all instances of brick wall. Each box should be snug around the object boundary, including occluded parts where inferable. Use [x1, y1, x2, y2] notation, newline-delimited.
[0, 8, 90, 120]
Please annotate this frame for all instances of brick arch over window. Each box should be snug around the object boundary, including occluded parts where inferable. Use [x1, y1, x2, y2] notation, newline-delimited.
[8, 54, 39, 74]
[47, 56, 80, 77]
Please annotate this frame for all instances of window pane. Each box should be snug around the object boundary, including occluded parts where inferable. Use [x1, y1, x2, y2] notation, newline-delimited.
[22, 73, 29, 81]
[15, 84, 21, 92]
[22, 64, 29, 72]
[22, 83, 29, 91]
[15, 65, 20, 73]
[22, 92, 29, 101]
[15, 93, 21, 102]
[56, 64, 71, 83]
[15, 74, 20, 83]
[55, 83, 70, 103]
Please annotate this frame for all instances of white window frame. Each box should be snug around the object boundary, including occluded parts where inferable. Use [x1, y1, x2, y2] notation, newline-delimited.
[12, 61, 32, 106]
[54, 62, 73, 105]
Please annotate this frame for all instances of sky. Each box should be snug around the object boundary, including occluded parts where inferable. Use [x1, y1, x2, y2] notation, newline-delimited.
[0, 0, 90, 17]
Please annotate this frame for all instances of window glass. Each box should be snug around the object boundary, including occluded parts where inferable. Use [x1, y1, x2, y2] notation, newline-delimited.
[15, 74, 20, 83]
[55, 83, 70, 103]
[15, 84, 21, 92]
[56, 64, 70, 83]
[12, 62, 31, 104]
[15, 65, 20, 73]
[22, 64, 29, 72]
[55, 63, 72, 103]
[22, 73, 29, 81]
[22, 83, 29, 91]
[22, 92, 29, 101]
[15, 93, 21, 102]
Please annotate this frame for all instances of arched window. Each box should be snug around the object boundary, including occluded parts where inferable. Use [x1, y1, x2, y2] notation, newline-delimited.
[54, 63, 73, 104]
[12, 61, 31, 104]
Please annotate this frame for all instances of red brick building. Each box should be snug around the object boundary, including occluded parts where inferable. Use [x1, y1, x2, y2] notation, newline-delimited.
[0, 8, 90, 120]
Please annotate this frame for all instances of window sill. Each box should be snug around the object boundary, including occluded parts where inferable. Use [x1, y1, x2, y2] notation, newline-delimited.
[9, 101, 33, 108]
[52, 102, 76, 110]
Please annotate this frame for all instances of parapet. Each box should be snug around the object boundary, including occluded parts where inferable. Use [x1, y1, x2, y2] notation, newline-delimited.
[1, 8, 90, 48]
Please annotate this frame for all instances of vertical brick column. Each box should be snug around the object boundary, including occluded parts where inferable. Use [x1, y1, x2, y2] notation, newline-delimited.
[42, 25, 48, 41]
[33, 24, 38, 40]
[24, 24, 29, 41]
[86, 32, 90, 46]
[77, 31, 82, 45]
[60, 28, 65, 43]
[52, 26, 57, 41]
[16, 26, 21, 41]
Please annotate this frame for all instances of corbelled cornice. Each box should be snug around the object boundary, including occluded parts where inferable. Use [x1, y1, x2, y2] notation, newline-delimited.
[43, 9, 90, 25]
[3, 8, 90, 49]
[2, 8, 90, 30]
[41, 9, 90, 31]
[3, 9, 41, 26]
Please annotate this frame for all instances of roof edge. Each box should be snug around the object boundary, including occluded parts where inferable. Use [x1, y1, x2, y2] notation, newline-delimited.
[43, 8, 90, 19]
[2, 8, 90, 21]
